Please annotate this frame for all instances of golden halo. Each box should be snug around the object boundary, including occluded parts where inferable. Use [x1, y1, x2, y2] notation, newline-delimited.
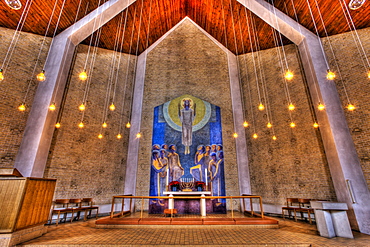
[163, 94, 211, 132]
[181, 98, 193, 108]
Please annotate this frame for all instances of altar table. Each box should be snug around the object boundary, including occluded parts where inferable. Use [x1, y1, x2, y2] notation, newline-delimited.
[163, 191, 211, 216]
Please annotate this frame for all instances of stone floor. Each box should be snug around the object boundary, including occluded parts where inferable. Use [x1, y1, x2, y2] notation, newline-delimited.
[18, 214, 370, 247]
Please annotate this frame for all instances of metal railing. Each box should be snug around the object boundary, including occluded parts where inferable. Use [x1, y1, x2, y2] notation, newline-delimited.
[110, 194, 264, 219]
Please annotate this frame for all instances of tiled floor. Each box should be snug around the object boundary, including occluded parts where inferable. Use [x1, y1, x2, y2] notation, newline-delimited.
[19, 214, 370, 246]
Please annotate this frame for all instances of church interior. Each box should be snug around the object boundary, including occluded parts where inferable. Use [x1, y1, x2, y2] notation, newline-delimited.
[0, 0, 370, 246]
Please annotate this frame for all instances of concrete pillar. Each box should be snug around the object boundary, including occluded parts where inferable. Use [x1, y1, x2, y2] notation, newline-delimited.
[227, 53, 251, 197]
[237, 0, 370, 234]
[123, 51, 146, 203]
[14, 0, 136, 177]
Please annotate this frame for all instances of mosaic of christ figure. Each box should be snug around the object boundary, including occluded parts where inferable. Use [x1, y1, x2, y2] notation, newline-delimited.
[149, 94, 226, 214]
[179, 98, 196, 155]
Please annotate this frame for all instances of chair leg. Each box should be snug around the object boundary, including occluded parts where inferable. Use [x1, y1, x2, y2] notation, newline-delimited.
[56, 212, 60, 226]
[294, 209, 297, 222]
[84, 210, 88, 221]
[282, 209, 285, 219]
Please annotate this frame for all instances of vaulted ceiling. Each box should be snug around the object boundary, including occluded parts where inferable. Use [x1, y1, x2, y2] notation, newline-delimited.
[0, 0, 369, 55]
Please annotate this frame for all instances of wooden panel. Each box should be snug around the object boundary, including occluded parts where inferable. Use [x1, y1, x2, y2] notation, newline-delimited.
[15, 178, 56, 231]
[0, 178, 26, 233]
[0, 178, 56, 233]
[0, 0, 369, 55]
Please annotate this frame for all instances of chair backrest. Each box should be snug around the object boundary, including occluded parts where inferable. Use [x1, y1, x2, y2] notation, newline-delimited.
[69, 198, 82, 207]
[298, 198, 311, 208]
[53, 199, 70, 209]
[82, 198, 93, 206]
[286, 198, 299, 207]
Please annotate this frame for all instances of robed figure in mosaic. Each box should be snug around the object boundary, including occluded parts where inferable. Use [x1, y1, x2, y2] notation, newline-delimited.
[168, 144, 184, 182]
[151, 150, 167, 197]
[190, 145, 205, 181]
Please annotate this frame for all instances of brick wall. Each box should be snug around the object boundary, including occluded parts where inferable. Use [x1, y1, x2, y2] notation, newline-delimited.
[136, 19, 239, 209]
[238, 44, 337, 205]
[0, 27, 49, 168]
[43, 45, 136, 204]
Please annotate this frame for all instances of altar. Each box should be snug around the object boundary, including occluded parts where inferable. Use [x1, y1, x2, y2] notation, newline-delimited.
[164, 191, 211, 216]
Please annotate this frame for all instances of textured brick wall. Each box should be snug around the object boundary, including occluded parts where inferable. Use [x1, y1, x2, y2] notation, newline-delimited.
[322, 27, 370, 188]
[238, 44, 337, 205]
[44, 45, 136, 204]
[0, 27, 49, 168]
[136, 19, 239, 209]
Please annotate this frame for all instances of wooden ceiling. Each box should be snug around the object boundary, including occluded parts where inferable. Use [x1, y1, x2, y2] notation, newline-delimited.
[0, 0, 369, 55]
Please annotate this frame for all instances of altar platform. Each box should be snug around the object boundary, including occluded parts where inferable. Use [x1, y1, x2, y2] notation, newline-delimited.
[96, 194, 278, 228]
[95, 211, 279, 228]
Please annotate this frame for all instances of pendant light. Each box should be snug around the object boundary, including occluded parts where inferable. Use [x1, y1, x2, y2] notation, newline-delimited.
[5, 0, 22, 10]
[348, 0, 366, 10]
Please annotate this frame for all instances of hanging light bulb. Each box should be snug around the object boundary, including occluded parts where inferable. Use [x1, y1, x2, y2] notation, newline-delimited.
[136, 132, 142, 138]
[116, 133, 122, 139]
[318, 103, 325, 111]
[348, 0, 366, 10]
[79, 70, 88, 81]
[55, 122, 61, 128]
[290, 122, 296, 128]
[18, 103, 26, 111]
[258, 103, 265, 111]
[253, 133, 258, 139]
[243, 121, 249, 128]
[98, 133, 103, 139]
[288, 103, 295, 111]
[0, 69, 4, 81]
[233, 133, 238, 138]
[347, 104, 356, 111]
[285, 70, 294, 81]
[5, 0, 22, 10]
[49, 103, 56, 111]
[313, 122, 319, 128]
[326, 70, 336, 80]
[267, 122, 272, 128]
[78, 103, 85, 111]
[367, 70, 370, 79]
[78, 122, 84, 128]
[126, 122, 131, 128]
[109, 103, 116, 111]
[102, 122, 107, 128]
[272, 135, 277, 140]
[36, 70, 46, 81]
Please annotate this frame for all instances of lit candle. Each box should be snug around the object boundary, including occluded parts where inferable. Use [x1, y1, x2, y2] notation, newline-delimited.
[166, 169, 169, 187]
[205, 168, 208, 188]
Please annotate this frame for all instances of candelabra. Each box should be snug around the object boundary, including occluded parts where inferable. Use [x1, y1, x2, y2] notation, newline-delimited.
[180, 178, 195, 192]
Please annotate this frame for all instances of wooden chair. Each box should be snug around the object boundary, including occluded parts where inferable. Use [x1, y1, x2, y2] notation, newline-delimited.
[49, 199, 73, 226]
[295, 198, 314, 224]
[282, 198, 300, 220]
[69, 198, 84, 222]
[80, 198, 99, 220]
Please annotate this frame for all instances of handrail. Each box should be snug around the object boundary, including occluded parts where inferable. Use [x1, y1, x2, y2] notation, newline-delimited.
[109, 194, 264, 219]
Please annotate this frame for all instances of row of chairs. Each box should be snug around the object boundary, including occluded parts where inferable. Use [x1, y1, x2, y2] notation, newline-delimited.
[282, 198, 314, 224]
[48, 198, 99, 226]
